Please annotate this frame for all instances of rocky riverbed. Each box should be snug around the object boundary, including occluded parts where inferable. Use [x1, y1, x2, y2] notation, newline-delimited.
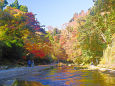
[0, 65, 55, 80]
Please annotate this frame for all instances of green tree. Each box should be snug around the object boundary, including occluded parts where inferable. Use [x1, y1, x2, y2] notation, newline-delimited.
[0, 0, 8, 10]
[53, 28, 61, 36]
[20, 5, 28, 12]
[10, 0, 19, 9]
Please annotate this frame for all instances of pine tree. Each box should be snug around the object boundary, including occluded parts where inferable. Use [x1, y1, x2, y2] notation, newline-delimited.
[0, 0, 8, 10]
[10, 0, 19, 9]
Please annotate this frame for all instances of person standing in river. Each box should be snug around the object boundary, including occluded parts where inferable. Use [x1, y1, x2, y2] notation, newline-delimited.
[27, 59, 31, 67]
[31, 60, 34, 67]
[26, 53, 33, 67]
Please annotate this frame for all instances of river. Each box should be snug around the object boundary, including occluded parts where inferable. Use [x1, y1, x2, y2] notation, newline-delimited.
[0, 66, 115, 86]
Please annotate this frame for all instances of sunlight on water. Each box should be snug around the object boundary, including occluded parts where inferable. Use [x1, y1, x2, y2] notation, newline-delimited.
[0, 66, 115, 86]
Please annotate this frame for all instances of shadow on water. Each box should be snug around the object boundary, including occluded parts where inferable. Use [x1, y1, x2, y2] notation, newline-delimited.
[0, 66, 115, 86]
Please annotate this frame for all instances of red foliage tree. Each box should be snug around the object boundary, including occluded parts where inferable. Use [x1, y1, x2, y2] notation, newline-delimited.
[25, 12, 40, 32]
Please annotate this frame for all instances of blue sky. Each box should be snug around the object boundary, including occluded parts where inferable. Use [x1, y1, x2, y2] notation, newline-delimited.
[7, 0, 94, 28]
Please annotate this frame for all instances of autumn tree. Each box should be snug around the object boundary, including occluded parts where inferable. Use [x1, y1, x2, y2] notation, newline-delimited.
[76, 0, 115, 65]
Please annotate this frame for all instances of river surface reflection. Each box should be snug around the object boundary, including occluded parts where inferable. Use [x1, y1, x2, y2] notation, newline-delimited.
[0, 66, 115, 86]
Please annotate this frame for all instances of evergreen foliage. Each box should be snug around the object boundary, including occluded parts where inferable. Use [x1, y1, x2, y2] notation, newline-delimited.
[10, 0, 28, 12]
[0, 0, 8, 10]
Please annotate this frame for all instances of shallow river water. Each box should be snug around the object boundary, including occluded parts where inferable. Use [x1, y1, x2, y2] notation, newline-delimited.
[0, 66, 115, 86]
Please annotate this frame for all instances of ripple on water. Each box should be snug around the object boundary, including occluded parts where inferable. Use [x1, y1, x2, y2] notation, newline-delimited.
[0, 66, 115, 86]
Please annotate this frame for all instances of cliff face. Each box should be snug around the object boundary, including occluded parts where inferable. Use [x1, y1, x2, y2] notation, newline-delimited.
[111, 37, 115, 64]
[101, 34, 115, 67]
